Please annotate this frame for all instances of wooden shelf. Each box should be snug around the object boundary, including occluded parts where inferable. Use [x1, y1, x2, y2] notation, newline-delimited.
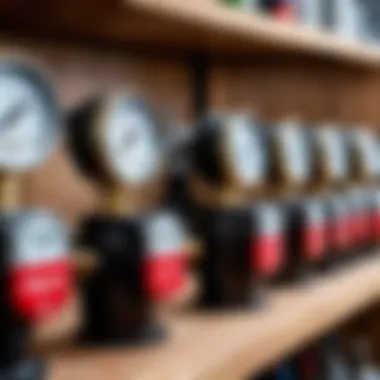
[0, 1, 379, 67]
[36, 255, 380, 380]
[125, 0, 380, 67]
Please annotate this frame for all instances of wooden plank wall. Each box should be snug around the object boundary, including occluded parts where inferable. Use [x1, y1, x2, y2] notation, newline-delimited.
[209, 57, 380, 125]
[1, 35, 379, 228]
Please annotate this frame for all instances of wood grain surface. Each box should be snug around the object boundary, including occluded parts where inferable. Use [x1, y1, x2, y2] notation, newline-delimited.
[31, 255, 380, 380]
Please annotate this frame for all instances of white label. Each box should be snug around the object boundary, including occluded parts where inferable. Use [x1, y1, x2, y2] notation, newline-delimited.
[298, 0, 323, 27]
[373, 188, 380, 208]
[304, 199, 325, 225]
[333, 0, 362, 38]
[347, 188, 368, 213]
[277, 120, 310, 181]
[144, 212, 185, 257]
[9, 211, 69, 266]
[254, 203, 283, 235]
[329, 195, 348, 218]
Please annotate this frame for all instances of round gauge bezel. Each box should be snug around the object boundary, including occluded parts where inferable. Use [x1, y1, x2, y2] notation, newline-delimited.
[0, 60, 62, 172]
[220, 115, 267, 192]
[91, 95, 164, 187]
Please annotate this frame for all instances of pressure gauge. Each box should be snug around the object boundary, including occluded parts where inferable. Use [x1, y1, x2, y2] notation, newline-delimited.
[271, 118, 311, 186]
[191, 114, 267, 191]
[68, 96, 163, 186]
[0, 61, 60, 172]
[313, 125, 348, 183]
[346, 128, 380, 181]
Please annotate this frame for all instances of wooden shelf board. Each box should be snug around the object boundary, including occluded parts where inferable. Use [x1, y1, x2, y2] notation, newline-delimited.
[0, 1, 378, 66]
[36, 255, 380, 380]
[124, 0, 380, 67]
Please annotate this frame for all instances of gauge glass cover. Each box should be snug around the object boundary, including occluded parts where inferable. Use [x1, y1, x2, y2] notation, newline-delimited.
[0, 65, 59, 171]
[351, 129, 380, 176]
[225, 116, 266, 186]
[316, 127, 348, 180]
[104, 100, 161, 185]
[277, 121, 310, 182]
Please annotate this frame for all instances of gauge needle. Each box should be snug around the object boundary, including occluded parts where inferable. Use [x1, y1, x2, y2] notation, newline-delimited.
[0, 101, 29, 132]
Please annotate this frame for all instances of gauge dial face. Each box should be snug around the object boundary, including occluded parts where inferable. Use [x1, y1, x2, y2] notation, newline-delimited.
[0, 63, 59, 171]
[225, 116, 266, 186]
[350, 129, 380, 177]
[277, 120, 310, 182]
[9, 212, 68, 266]
[103, 99, 161, 185]
[315, 126, 348, 180]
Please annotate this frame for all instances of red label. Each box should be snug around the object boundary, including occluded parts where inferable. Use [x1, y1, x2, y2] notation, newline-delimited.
[372, 212, 380, 240]
[273, 4, 295, 21]
[362, 211, 371, 243]
[355, 214, 363, 244]
[303, 224, 326, 261]
[330, 218, 349, 251]
[144, 252, 186, 301]
[9, 258, 72, 323]
[351, 213, 370, 246]
[347, 214, 358, 247]
[341, 216, 351, 249]
[250, 234, 284, 276]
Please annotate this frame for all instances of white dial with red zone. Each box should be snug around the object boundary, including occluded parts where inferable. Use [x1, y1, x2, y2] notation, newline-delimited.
[143, 212, 187, 301]
[251, 203, 284, 277]
[302, 199, 326, 261]
[7, 211, 72, 322]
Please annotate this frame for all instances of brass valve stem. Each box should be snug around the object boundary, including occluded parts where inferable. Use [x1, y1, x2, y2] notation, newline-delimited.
[102, 185, 140, 216]
[0, 173, 21, 211]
